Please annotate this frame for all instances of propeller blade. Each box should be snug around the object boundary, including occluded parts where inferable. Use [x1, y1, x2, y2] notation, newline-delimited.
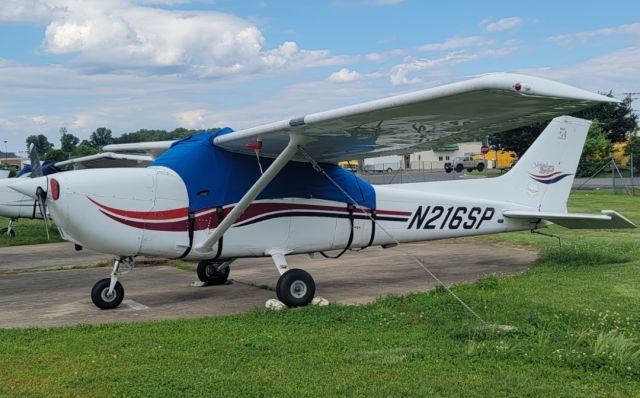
[28, 144, 43, 178]
[35, 186, 50, 240]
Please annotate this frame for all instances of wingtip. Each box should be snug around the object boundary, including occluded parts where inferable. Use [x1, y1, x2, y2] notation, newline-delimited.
[476, 72, 618, 103]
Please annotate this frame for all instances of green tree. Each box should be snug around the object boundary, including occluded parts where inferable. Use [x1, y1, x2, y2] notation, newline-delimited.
[60, 131, 79, 153]
[89, 127, 114, 147]
[576, 123, 614, 177]
[42, 149, 69, 162]
[492, 94, 638, 155]
[71, 142, 100, 157]
[573, 94, 637, 142]
[25, 134, 53, 156]
[488, 122, 547, 157]
[113, 128, 206, 144]
[623, 134, 640, 172]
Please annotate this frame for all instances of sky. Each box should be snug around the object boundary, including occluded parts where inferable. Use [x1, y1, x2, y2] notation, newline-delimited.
[0, 0, 639, 155]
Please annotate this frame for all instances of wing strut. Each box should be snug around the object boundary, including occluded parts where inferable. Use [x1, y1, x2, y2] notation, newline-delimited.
[193, 134, 305, 254]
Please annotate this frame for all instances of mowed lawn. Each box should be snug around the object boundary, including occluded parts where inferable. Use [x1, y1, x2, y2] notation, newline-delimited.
[1, 190, 639, 397]
[0, 216, 62, 247]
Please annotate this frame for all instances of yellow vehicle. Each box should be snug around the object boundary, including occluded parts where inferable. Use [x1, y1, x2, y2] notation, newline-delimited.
[338, 160, 359, 172]
[473, 150, 517, 170]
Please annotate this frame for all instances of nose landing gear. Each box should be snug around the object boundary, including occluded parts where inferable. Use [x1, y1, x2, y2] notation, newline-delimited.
[91, 256, 133, 309]
[0, 218, 17, 237]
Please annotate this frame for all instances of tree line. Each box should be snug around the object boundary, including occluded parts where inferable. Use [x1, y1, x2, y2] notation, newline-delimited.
[25, 127, 219, 162]
[490, 94, 639, 176]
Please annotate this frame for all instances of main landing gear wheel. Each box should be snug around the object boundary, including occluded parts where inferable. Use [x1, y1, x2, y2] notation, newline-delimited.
[91, 278, 124, 310]
[197, 260, 230, 285]
[276, 268, 315, 307]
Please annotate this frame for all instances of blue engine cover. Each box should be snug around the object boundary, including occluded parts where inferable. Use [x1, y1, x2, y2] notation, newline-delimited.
[150, 129, 376, 213]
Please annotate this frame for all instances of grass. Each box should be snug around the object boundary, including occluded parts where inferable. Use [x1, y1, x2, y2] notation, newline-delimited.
[0, 190, 639, 396]
[0, 216, 62, 247]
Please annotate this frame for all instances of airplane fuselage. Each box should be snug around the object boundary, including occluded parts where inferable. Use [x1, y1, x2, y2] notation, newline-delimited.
[42, 166, 535, 260]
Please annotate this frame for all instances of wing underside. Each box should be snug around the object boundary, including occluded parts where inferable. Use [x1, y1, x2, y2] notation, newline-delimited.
[213, 73, 617, 162]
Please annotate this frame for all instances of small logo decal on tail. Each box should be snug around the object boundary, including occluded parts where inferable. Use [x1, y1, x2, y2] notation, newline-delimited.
[528, 171, 572, 184]
[529, 161, 572, 184]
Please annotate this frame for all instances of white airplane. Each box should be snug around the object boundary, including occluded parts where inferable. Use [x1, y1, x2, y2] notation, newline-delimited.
[0, 149, 153, 236]
[10, 73, 636, 310]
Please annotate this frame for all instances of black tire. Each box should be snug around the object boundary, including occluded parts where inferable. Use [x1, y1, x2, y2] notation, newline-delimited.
[455, 164, 464, 172]
[91, 278, 124, 309]
[444, 166, 452, 173]
[276, 269, 315, 307]
[477, 163, 485, 172]
[0, 227, 15, 237]
[386, 168, 393, 173]
[197, 260, 230, 285]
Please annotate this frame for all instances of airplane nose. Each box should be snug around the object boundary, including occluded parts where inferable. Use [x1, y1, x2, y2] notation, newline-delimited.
[8, 176, 48, 199]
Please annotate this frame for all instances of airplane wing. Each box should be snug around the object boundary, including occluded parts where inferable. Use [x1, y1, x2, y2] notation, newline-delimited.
[212, 73, 617, 162]
[503, 210, 636, 229]
[102, 141, 175, 157]
[54, 152, 154, 170]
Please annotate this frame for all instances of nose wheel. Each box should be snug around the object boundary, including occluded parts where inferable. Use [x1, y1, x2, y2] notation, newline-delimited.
[91, 278, 124, 309]
[91, 256, 133, 310]
[1, 218, 17, 237]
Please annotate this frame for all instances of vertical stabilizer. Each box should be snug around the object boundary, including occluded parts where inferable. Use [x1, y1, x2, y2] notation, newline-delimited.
[498, 116, 591, 212]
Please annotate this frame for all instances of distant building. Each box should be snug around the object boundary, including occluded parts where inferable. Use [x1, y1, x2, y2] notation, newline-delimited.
[0, 151, 22, 168]
[409, 142, 483, 171]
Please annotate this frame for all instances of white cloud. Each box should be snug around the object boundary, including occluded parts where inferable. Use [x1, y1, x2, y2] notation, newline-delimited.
[481, 17, 523, 32]
[389, 52, 476, 85]
[174, 110, 205, 128]
[520, 46, 640, 92]
[328, 68, 362, 83]
[419, 36, 491, 52]
[387, 44, 518, 86]
[0, 0, 350, 77]
[548, 22, 640, 46]
[0, 0, 62, 23]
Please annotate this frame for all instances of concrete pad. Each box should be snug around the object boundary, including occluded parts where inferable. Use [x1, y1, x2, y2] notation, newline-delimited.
[0, 238, 537, 328]
[231, 238, 536, 304]
[0, 242, 112, 272]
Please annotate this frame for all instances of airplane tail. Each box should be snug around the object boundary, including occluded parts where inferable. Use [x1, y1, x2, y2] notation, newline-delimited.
[394, 116, 635, 228]
[495, 115, 590, 212]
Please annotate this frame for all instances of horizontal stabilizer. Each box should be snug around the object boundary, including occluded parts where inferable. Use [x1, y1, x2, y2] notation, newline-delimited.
[503, 210, 636, 229]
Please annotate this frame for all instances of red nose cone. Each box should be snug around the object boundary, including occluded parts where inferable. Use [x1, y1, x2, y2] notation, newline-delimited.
[50, 178, 60, 200]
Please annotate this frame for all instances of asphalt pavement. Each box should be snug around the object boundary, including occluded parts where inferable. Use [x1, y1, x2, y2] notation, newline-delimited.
[0, 238, 537, 328]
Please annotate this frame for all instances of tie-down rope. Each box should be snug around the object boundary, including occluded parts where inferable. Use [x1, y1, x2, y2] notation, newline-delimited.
[297, 146, 488, 326]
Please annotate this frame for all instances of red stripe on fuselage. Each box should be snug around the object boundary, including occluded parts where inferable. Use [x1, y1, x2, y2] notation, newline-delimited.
[88, 197, 188, 220]
[91, 198, 412, 232]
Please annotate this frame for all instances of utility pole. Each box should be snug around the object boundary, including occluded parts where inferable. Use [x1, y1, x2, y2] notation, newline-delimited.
[3, 140, 7, 166]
